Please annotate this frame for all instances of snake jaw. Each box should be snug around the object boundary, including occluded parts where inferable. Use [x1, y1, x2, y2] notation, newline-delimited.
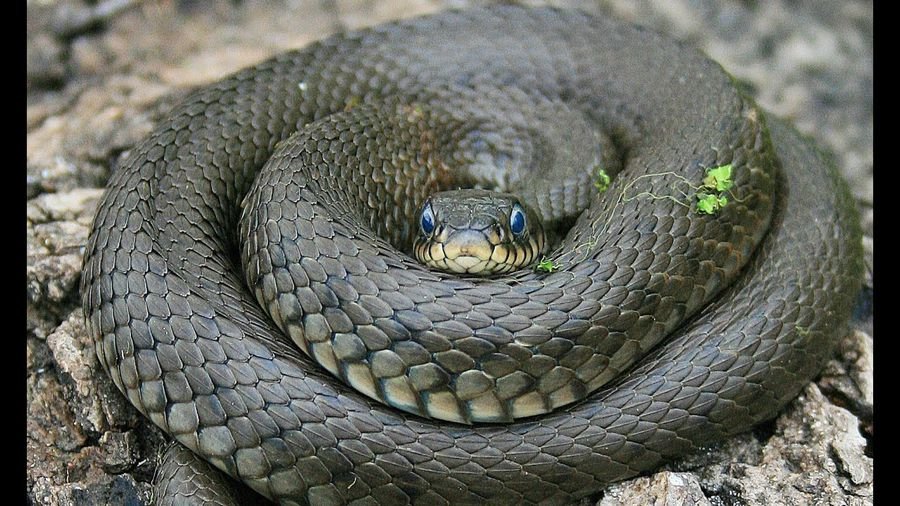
[416, 222, 538, 275]
[448, 255, 493, 275]
[419, 227, 500, 274]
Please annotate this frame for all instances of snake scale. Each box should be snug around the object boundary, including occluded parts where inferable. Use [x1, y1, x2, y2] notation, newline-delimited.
[80, 6, 863, 505]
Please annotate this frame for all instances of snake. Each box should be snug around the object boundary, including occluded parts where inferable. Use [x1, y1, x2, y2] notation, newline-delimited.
[80, 6, 864, 505]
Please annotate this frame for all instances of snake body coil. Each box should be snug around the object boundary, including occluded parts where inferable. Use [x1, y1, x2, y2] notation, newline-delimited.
[81, 7, 863, 505]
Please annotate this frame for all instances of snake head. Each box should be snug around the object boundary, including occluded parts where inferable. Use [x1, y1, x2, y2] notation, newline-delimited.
[413, 189, 545, 275]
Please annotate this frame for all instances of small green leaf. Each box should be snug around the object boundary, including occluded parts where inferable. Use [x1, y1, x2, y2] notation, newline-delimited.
[696, 193, 728, 214]
[535, 257, 561, 273]
[594, 168, 611, 193]
[696, 194, 717, 214]
[702, 164, 734, 192]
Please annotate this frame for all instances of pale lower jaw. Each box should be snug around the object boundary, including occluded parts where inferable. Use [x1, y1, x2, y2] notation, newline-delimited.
[446, 255, 490, 274]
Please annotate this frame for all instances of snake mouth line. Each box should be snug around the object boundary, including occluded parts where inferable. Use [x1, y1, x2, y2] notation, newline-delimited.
[416, 233, 543, 275]
[438, 252, 493, 274]
[426, 252, 509, 275]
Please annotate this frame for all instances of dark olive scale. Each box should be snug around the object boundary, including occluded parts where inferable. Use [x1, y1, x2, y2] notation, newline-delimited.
[80, 6, 863, 505]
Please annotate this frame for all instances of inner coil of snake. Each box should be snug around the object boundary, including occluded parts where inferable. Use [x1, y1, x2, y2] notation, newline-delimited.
[80, 6, 863, 505]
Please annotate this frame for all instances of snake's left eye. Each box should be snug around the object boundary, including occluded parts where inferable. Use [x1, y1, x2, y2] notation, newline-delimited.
[420, 202, 435, 235]
[510, 203, 526, 237]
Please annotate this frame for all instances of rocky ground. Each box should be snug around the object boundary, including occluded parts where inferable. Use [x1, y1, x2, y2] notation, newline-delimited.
[26, 0, 873, 504]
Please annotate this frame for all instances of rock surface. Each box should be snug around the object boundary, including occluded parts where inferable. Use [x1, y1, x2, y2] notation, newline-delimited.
[26, 0, 872, 504]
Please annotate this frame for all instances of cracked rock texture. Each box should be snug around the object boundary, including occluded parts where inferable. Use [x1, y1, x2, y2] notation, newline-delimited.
[26, 0, 872, 504]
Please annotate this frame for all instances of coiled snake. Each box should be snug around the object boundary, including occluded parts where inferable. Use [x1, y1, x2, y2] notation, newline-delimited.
[80, 6, 864, 505]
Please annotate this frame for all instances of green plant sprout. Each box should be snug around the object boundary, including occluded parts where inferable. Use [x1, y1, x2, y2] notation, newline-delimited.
[696, 163, 734, 215]
[571, 162, 739, 264]
[696, 192, 729, 214]
[534, 257, 561, 273]
[702, 163, 734, 192]
[594, 168, 611, 193]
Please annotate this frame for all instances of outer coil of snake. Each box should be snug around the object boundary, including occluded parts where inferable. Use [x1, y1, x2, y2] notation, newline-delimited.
[80, 6, 863, 505]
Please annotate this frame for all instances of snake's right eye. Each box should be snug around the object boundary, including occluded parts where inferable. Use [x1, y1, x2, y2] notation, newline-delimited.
[420, 202, 435, 235]
[509, 203, 526, 237]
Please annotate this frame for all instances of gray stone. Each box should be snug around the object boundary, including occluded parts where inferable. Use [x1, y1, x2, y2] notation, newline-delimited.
[662, 380, 872, 505]
[27, 190, 101, 337]
[45, 312, 108, 435]
[599, 472, 711, 506]
[99, 431, 141, 474]
[820, 330, 874, 420]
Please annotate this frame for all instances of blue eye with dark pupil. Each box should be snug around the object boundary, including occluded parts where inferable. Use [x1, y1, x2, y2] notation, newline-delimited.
[510, 204, 526, 236]
[421, 204, 435, 235]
